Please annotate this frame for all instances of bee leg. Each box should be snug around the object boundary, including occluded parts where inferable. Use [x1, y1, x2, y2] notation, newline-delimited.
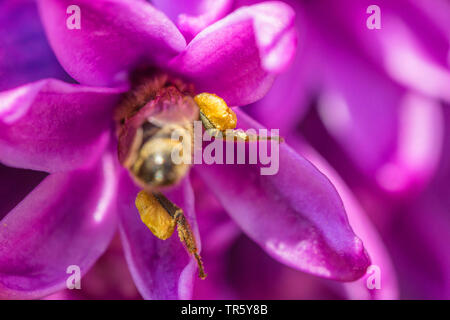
[174, 210, 207, 280]
[135, 190, 176, 240]
[207, 128, 284, 143]
[136, 190, 206, 279]
[194, 92, 283, 142]
[153, 192, 207, 280]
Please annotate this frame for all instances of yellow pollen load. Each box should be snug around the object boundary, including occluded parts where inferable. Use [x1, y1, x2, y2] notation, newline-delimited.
[135, 191, 176, 240]
[194, 93, 237, 131]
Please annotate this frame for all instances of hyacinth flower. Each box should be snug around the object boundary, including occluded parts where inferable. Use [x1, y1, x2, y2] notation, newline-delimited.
[0, 0, 372, 299]
[154, 0, 448, 300]
[241, 0, 449, 299]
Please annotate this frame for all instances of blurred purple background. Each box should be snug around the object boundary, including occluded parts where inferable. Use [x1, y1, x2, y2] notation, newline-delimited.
[2, 0, 449, 300]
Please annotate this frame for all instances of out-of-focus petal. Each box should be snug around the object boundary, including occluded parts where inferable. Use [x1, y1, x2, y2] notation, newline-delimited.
[153, 0, 233, 41]
[330, 0, 450, 102]
[195, 110, 370, 281]
[0, 0, 71, 91]
[190, 170, 240, 253]
[411, 0, 450, 46]
[196, 234, 345, 299]
[388, 198, 450, 299]
[288, 0, 445, 193]
[170, 1, 297, 106]
[0, 79, 125, 173]
[288, 135, 398, 299]
[118, 171, 201, 299]
[374, 93, 444, 193]
[313, 83, 444, 193]
[190, 171, 241, 299]
[193, 247, 240, 300]
[246, 1, 319, 133]
[387, 110, 450, 299]
[0, 153, 118, 299]
[44, 235, 142, 300]
[314, 42, 401, 176]
[374, 15, 450, 102]
[305, 35, 444, 193]
[38, 0, 186, 87]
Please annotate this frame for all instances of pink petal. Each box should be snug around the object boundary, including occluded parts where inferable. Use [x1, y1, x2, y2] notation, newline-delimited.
[170, 1, 297, 106]
[0, 79, 124, 173]
[0, 152, 118, 299]
[333, 0, 450, 102]
[37, 0, 186, 86]
[153, 0, 233, 41]
[246, 0, 319, 132]
[194, 110, 370, 281]
[118, 171, 201, 299]
[289, 136, 399, 299]
[309, 38, 444, 193]
[0, 0, 72, 91]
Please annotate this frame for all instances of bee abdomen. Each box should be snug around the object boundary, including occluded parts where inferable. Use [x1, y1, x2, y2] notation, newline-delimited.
[130, 124, 193, 190]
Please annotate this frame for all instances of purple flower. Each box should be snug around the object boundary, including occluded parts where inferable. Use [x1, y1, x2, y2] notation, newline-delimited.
[0, 0, 370, 299]
[251, 0, 449, 193]
[243, 0, 449, 299]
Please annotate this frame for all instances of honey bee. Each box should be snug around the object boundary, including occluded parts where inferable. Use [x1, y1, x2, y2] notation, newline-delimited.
[116, 73, 281, 279]
[115, 74, 207, 278]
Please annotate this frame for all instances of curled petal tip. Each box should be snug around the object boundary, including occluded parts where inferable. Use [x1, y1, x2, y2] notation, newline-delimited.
[170, 1, 298, 106]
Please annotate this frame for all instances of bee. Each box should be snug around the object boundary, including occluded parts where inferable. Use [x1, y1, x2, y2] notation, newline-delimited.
[115, 74, 207, 278]
[116, 73, 281, 279]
